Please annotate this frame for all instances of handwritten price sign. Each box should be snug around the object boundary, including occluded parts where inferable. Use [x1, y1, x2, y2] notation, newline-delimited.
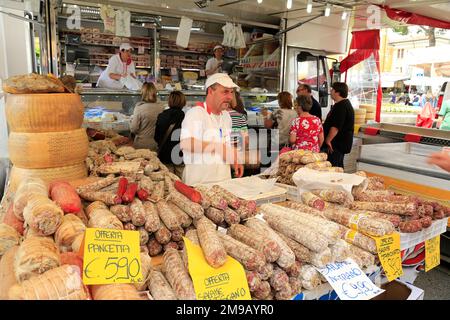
[425, 236, 440, 272]
[372, 233, 403, 282]
[316, 259, 384, 300]
[82, 228, 143, 285]
[184, 237, 251, 300]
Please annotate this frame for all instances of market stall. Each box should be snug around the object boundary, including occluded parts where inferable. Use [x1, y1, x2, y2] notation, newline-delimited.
[0, 77, 448, 300]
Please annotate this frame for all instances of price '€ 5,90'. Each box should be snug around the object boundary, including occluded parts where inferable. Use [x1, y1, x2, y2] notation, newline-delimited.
[82, 228, 143, 285]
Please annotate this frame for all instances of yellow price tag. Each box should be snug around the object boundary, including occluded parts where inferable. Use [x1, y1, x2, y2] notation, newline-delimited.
[82, 228, 143, 285]
[372, 233, 403, 282]
[425, 236, 440, 272]
[184, 237, 251, 300]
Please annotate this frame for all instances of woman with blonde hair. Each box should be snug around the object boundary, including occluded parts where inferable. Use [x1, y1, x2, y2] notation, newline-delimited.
[130, 82, 165, 151]
[262, 91, 298, 148]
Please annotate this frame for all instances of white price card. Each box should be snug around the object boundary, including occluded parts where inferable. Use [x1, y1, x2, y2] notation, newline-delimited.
[315, 258, 384, 300]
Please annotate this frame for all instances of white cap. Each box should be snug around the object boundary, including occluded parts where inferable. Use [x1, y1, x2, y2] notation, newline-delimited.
[213, 45, 224, 51]
[205, 73, 239, 90]
[119, 43, 133, 51]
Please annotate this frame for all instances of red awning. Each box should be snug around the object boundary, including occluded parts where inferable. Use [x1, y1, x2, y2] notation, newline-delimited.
[381, 5, 450, 29]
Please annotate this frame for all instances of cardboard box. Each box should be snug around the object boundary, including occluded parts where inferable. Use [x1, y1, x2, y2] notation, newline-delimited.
[372, 280, 424, 300]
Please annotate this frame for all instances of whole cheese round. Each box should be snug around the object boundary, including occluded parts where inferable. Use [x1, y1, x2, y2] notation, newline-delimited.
[5, 93, 84, 132]
[8, 128, 89, 169]
[8, 164, 87, 192]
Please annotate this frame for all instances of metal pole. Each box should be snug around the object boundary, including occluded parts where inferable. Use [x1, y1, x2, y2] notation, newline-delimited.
[279, 18, 287, 92]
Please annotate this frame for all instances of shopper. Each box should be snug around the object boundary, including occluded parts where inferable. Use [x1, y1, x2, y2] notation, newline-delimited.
[228, 90, 249, 149]
[97, 42, 137, 89]
[297, 83, 322, 120]
[205, 45, 225, 78]
[180, 73, 244, 185]
[322, 82, 355, 168]
[437, 100, 450, 131]
[130, 82, 165, 151]
[154, 91, 186, 178]
[289, 95, 324, 152]
[262, 91, 298, 149]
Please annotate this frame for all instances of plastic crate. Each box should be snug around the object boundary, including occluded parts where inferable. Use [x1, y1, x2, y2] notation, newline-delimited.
[400, 217, 448, 250]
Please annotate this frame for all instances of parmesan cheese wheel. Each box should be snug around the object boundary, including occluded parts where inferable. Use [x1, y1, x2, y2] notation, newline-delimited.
[8, 128, 89, 169]
[8, 164, 87, 192]
[359, 104, 376, 112]
[5, 94, 84, 132]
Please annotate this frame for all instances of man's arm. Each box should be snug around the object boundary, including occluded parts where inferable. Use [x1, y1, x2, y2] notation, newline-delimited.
[109, 73, 122, 80]
[325, 127, 339, 153]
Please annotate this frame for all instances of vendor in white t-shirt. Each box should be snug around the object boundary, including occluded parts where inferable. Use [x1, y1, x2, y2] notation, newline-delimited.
[205, 45, 225, 78]
[97, 42, 136, 89]
[180, 73, 244, 185]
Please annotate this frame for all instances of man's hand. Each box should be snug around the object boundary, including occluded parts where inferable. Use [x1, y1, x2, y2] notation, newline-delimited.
[427, 152, 450, 173]
[325, 139, 334, 153]
[234, 163, 244, 178]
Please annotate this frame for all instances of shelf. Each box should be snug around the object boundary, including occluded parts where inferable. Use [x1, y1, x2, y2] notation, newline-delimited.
[59, 29, 152, 41]
[58, 17, 157, 31]
[60, 40, 152, 49]
[160, 49, 208, 55]
[61, 62, 151, 69]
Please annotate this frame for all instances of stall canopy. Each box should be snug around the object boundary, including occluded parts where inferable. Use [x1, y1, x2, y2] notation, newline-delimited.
[379, 5, 450, 29]
[339, 29, 382, 122]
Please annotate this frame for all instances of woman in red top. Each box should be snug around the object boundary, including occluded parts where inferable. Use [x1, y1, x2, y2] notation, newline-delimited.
[289, 95, 324, 152]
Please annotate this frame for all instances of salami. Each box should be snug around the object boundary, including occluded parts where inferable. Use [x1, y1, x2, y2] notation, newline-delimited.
[143, 201, 161, 233]
[301, 192, 325, 210]
[211, 185, 241, 209]
[269, 267, 290, 291]
[244, 218, 295, 269]
[196, 217, 227, 268]
[311, 189, 351, 205]
[162, 248, 196, 300]
[155, 223, 172, 245]
[351, 201, 417, 216]
[129, 199, 147, 227]
[196, 186, 227, 210]
[223, 207, 241, 225]
[205, 207, 225, 225]
[149, 181, 165, 203]
[147, 237, 162, 256]
[228, 224, 281, 263]
[322, 207, 395, 237]
[156, 200, 182, 231]
[167, 190, 204, 219]
[217, 232, 266, 271]
[78, 190, 121, 206]
[109, 205, 132, 223]
[167, 201, 192, 228]
[147, 270, 177, 300]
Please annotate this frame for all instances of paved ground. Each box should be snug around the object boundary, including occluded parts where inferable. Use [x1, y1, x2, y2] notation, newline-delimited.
[414, 261, 450, 300]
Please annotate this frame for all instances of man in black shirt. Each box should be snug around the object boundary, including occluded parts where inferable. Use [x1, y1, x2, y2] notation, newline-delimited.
[297, 83, 322, 121]
[322, 82, 355, 168]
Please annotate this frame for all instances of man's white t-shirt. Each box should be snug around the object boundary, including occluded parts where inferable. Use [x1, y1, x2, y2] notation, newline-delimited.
[180, 103, 232, 185]
[97, 54, 136, 89]
[205, 57, 223, 78]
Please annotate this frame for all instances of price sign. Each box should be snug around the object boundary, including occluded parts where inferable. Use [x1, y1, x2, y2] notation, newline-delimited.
[82, 228, 143, 285]
[316, 259, 384, 300]
[184, 237, 251, 300]
[425, 236, 440, 272]
[372, 233, 403, 282]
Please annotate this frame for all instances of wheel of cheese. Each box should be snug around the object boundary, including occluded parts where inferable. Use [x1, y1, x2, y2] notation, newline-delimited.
[8, 164, 87, 192]
[359, 104, 376, 112]
[354, 108, 367, 115]
[8, 128, 88, 169]
[5, 93, 84, 132]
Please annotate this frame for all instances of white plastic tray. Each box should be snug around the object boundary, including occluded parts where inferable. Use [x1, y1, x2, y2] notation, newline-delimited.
[400, 217, 448, 250]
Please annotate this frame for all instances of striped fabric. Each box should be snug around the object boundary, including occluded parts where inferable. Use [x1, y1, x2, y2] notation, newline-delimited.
[228, 110, 248, 145]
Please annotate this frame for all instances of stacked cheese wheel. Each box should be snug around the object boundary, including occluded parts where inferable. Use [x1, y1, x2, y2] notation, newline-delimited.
[6, 94, 88, 191]
[359, 104, 376, 122]
[353, 108, 366, 125]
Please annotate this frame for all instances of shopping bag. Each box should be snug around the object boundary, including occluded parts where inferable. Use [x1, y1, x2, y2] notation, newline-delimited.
[415, 102, 435, 128]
